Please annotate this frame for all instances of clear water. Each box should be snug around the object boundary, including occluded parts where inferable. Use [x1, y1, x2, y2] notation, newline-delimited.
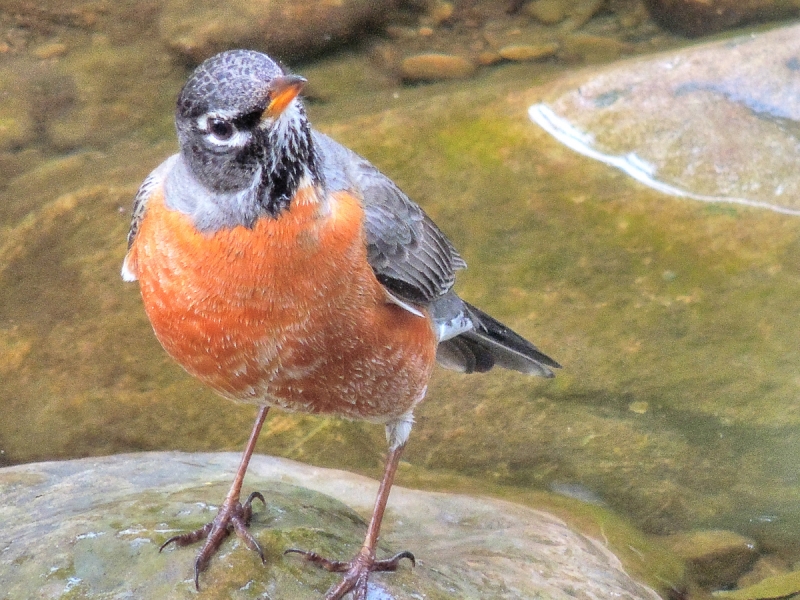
[2, 5, 800, 595]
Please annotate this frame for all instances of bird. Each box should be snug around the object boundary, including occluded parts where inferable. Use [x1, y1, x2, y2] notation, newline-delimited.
[121, 49, 560, 599]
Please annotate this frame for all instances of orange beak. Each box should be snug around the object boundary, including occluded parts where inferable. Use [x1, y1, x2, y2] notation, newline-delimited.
[264, 74, 306, 119]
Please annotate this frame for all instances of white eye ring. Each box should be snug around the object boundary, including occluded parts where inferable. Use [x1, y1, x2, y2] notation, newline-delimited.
[197, 114, 251, 147]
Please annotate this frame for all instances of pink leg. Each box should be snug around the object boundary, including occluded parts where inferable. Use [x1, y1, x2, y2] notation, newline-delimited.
[286, 442, 414, 600]
[160, 406, 270, 589]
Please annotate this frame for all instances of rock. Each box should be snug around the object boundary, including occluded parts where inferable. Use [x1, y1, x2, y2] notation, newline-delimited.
[158, 0, 393, 64]
[0, 452, 662, 599]
[499, 43, 559, 62]
[641, 0, 800, 37]
[529, 23, 800, 213]
[400, 53, 476, 82]
[666, 529, 758, 588]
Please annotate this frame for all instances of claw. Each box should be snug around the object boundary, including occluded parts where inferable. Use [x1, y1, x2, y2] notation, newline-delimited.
[285, 547, 416, 599]
[159, 494, 265, 590]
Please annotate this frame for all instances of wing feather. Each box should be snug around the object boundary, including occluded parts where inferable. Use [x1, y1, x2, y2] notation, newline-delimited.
[313, 131, 464, 305]
[121, 155, 177, 282]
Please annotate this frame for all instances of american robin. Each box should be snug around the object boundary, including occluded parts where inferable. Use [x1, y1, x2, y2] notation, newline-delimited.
[122, 49, 559, 599]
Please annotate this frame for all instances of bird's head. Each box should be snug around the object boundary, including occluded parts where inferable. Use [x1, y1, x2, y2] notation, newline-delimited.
[175, 50, 318, 218]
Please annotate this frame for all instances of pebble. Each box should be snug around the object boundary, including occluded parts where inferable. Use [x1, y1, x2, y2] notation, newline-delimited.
[525, 0, 567, 24]
[499, 43, 559, 62]
[32, 42, 68, 60]
[569, 0, 605, 29]
[430, 1, 454, 26]
[401, 53, 476, 82]
[385, 25, 418, 40]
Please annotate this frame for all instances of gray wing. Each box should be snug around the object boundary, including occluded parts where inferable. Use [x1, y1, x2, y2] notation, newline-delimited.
[122, 155, 178, 282]
[313, 131, 561, 377]
[313, 131, 465, 305]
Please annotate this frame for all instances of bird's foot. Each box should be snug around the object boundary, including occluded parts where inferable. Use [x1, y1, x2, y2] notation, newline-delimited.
[160, 491, 266, 589]
[285, 547, 415, 600]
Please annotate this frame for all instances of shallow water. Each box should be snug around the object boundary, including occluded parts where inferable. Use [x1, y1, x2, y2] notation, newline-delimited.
[2, 4, 800, 595]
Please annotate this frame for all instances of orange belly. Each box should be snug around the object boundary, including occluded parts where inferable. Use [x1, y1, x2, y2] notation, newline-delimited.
[127, 184, 437, 422]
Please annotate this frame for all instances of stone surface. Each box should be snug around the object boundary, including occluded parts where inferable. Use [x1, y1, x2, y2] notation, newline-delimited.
[530, 24, 800, 215]
[0, 452, 662, 600]
[158, 0, 393, 64]
[666, 529, 758, 588]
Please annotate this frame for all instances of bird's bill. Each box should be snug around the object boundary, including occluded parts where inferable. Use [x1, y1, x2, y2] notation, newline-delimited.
[265, 75, 307, 119]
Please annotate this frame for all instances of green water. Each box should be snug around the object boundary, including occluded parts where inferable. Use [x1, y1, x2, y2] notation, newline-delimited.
[2, 8, 800, 596]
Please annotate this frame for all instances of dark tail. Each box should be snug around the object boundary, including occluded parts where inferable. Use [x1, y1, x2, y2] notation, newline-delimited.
[435, 301, 561, 377]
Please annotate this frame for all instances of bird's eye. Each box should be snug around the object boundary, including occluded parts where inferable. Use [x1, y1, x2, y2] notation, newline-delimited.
[208, 118, 234, 140]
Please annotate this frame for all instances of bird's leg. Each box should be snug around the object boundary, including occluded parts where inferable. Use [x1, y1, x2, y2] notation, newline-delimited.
[160, 406, 270, 590]
[286, 441, 414, 600]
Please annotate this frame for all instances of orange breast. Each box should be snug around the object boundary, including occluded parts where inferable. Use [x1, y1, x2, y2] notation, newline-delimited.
[126, 183, 437, 422]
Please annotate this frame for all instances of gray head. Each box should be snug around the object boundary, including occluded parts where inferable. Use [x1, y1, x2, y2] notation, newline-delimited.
[175, 50, 320, 218]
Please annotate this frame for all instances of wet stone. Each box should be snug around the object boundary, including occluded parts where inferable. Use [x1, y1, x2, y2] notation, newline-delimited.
[0, 452, 662, 599]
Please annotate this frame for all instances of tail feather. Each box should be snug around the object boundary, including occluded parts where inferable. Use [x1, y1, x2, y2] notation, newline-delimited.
[434, 298, 561, 377]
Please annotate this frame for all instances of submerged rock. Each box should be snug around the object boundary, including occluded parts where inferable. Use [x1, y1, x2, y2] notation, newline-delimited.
[158, 0, 393, 64]
[0, 452, 661, 599]
[530, 24, 800, 216]
[642, 0, 800, 37]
